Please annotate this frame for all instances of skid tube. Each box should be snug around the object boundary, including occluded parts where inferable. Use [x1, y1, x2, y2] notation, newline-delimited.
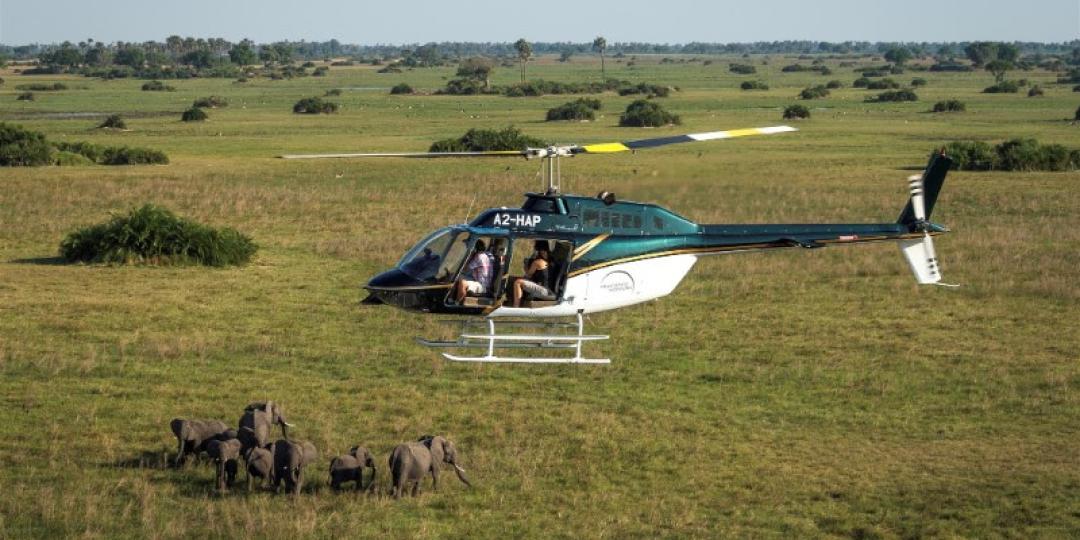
[416, 312, 610, 364]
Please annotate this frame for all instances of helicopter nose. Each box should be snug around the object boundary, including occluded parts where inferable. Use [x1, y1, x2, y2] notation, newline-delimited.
[366, 268, 416, 290]
[364, 268, 431, 310]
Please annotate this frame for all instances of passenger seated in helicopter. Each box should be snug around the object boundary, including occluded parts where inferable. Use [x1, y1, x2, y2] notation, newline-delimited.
[453, 239, 493, 304]
[511, 240, 557, 307]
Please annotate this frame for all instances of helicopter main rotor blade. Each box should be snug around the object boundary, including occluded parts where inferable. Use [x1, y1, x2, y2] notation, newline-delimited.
[573, 125, 797, 154]
[280, 150, 527, 159]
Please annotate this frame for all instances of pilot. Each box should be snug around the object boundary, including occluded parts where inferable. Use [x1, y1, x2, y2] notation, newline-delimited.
[453, 239, 493, 304]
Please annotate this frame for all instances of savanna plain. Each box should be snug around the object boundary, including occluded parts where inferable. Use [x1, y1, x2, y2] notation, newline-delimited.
[0, 54, 1078, 538]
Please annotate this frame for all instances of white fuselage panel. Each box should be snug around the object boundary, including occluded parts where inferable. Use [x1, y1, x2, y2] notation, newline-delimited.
[490, 254, 698, 318]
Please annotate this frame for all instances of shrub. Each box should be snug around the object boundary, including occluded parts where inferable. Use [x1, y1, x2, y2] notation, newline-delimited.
[984, 81, 1020, 93]
[54, 150, 94, 166]
[860, 70, 888, 77]
[1076, 105, 1080, 121]
[617, 82, 672, 98]
[181, 107, 208, 122]
[932, 100, 966, 113]
[729, 63, 756, 74]
[15, 82, 67, 91]
[865, 78, 900, 90]
[619, 100, 680, 127]
[53, 141, 106, 162]
[783, 104, 810, 120]
[1073, 85, 1080, 92]
[312, 66, 329, 77]
[852, 77, 871, 88]
[942, 141, 994, 170]
[17, 92, 35, 101]
[293, 97, 338, 114]
[741, 80, 769, 90]
[100, 146, 169, 165]
[60, 204, 256, 266]
[377, 64, 402, 73]
[546, 98, 601, 121]
[943, 139, 1080, 171]
[192, 96, 228, 108]
[325, 88, 343, 96]
[911, 78, 928, 87]
[929, 62, 973, 72]
[866, 89, 918, 102]
[98, 114, 127, 129]
[0, 123, 53, 166]
[799, 85, 830, 99]
[141, 80, 174, 91]
[1027, 85, 1044, 97]
[439, 78, 489, 95]
[825, 80, 844, 89]
[390, 83, 414, 95]
[429, 126, 545, 152]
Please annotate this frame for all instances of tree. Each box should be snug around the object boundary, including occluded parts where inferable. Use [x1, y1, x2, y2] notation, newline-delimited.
[964, 42, 998, 67]
[182, 49, 214, 69]
[592, 36, 607, 79]
[456, 57, 495, 89]
[514, 38, 532, 83]
[114, 46, 146, 69]
[229, 39, 256, 66]
[884, 47, 912, 66]
[985, 59, 1013, 83]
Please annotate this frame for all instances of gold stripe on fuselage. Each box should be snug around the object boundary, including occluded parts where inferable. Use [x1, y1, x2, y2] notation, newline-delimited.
[571, 233, 611, 261]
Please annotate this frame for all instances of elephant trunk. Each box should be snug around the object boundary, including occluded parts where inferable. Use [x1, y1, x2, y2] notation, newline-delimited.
[452, 462, 472, 487]
[367, 466, 377, 492]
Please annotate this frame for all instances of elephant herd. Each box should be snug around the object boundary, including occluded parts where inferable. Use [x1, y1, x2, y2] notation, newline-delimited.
[169, 401, 472, 497]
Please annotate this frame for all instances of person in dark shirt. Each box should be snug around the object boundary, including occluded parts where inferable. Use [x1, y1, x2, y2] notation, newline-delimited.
[511, 240, 556, 307]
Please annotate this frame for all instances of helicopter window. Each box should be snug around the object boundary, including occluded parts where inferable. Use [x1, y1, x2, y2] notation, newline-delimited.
[521, 196, 564, 214]
[398, 229, 470, 282]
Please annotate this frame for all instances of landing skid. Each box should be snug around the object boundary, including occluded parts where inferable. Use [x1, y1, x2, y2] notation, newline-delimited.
[417, 313, 610, 364]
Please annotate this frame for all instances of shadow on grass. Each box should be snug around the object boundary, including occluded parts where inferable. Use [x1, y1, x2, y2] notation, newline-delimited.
[9, 256, 68, 265]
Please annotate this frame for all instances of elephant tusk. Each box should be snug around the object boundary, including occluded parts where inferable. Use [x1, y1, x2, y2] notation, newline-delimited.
[283, 422, 295, 427]
[453, 464, 467, 473]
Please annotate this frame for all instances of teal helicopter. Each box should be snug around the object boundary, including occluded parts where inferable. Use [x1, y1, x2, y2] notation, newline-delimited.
[282, 126, 953, 364]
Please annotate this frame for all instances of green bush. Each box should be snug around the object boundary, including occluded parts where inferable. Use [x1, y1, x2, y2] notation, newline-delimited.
[728, 63, 756, 75]
[313, 66, 329, 77]
[984, 81, 1020, 93]
[865, 78, 900, 90]
[192, 96, 228, 108]
[141, 80, 175, 91]
[440, 78, 490, 95]
[59, 204, 256, 266]
[932, 100, 966, 113]
[943, 138, 1080, 171]
[619, 100, 680, 127]
[546, 98, 601, 121]
[617, 82, 672, 98]
[17, 92, 35, 101]
[911, 77, 928, 87]
[866, 89, 918, 102]
[98, 114, 127, 129]
[1075, 105, 1080, 121]
[390, 83, 414, 95]
[377, 64, 402, 73]
[429, 126, 545, 152]
[0, 123, 53, 166]
[799, 85, 830, 99]
[825, 80, 844, 89]
[853, 77, 871, 88]
[325, 88, 343, 96]
[52, 141, 167, 165]
[740, 80, 769, 90]
[293, 97, 338, 114]
[181, 107, 208, 122]
[942, 141, 994, 170]
[1027, 85, 1044, 97]
[1073, 85, 1080, 92]
[15, 82, 67, 91]
[783, 104, 810, 120]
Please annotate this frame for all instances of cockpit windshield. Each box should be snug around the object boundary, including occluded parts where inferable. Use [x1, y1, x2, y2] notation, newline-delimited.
[397, 228, 471, 283]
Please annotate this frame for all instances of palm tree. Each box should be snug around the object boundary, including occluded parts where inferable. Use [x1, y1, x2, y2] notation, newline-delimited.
[592, 36, 607, 80]
[514, 38, 532, 83]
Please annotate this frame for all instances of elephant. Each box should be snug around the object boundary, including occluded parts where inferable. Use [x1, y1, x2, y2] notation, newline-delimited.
[272, 439, 318, 495]
[169, 418, 234, 467]
[244, 445, 274, 492]
[329, 446, 377, 492]
[238, 401, 292, 453]
[206, 438, 243, 492]
[389, 435, 471, 498]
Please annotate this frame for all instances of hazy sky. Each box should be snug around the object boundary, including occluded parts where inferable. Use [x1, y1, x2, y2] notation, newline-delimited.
[1, 0, 1077, 45]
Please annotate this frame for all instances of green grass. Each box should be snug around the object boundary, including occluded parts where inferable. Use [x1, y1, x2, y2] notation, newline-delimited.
[1, 54, 1078, 538]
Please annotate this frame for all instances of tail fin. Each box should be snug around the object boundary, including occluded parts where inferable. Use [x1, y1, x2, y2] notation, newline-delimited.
[897, 152, 952, 226]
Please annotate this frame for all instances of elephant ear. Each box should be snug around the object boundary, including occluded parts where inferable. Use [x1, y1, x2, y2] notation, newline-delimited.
[170, 418, 184, 438]
[429, 436, 447, 464]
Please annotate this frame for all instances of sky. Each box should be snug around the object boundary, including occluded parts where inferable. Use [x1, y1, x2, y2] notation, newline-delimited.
[1, 0, 1077, 45]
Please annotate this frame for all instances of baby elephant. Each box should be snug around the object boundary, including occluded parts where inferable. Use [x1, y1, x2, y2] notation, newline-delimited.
[389, 435, 471, 499]
[244, 445, 274, 492]
[273, 439, 318, 495]
[170, 418, 234, 467]
[329, 446, 377, 492]
[206, 438, 243, 492]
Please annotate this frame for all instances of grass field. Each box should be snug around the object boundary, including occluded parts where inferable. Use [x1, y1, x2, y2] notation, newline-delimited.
[1, 54, 1078, 538]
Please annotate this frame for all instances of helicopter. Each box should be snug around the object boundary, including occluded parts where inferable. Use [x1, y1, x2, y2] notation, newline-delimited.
[282, 126, 953, 364]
